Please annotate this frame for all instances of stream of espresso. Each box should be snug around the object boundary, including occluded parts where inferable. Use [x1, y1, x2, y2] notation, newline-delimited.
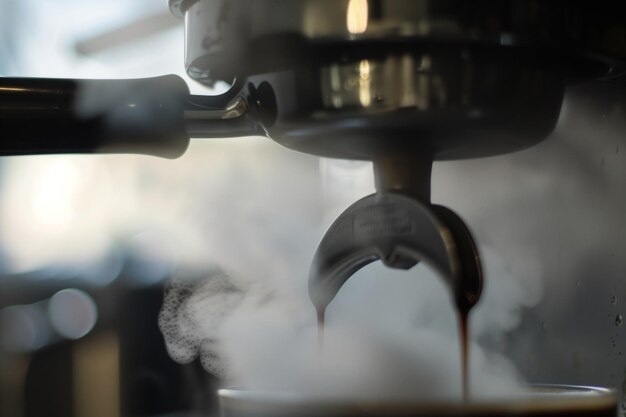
[316, 306, 471, 403]
[459, 311, 469, 402]
[317, 309, 325, 351]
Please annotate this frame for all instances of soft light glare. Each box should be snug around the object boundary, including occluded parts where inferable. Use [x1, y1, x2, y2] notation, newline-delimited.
[0, 305, 50, 352]
[48, 289, 98, 340]
[0, 156, 114, 272]
[359, 59, 372, 107]
[347, 0, 369, 34]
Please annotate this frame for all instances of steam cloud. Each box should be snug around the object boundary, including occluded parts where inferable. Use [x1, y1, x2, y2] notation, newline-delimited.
[0, 123, 545, 400]
[157, 141, 544, 401]
[0, 132, 545, 400]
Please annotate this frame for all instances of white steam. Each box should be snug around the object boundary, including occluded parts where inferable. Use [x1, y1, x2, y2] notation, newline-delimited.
[0, 131, 543, 400]
[158, 251, 532, 400]
[157, 146, 543, 400]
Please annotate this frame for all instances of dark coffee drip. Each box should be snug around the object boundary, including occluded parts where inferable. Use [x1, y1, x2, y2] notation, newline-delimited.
[459, 311, 470, 403]
[317, 309, 325, 351]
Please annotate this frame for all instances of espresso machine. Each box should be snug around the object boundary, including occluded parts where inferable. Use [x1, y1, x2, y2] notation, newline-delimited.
[1, 0, 626, 416]
[3, 0, 624, 312]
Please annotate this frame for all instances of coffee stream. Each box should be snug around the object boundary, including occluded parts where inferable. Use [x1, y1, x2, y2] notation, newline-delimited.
[316, 306, 471, 403]
[459, 311, 470, 402]
[317, 310, 325, 351]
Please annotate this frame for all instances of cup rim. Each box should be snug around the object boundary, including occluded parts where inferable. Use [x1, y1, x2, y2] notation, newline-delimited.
[218, 385, 618, 416]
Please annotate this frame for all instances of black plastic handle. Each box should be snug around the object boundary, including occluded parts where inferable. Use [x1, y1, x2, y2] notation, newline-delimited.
[0, 75, 191, 158]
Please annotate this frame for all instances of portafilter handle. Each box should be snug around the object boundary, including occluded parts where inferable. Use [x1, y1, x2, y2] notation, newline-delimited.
[308, 192, 483, 318]
[0, 75, 262, 158]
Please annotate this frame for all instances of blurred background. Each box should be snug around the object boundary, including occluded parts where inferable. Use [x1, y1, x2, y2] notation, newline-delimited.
[1, 1, 626, 417]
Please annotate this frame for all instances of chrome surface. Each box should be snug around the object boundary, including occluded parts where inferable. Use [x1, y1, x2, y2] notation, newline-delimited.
[308, 193, 482, 316]
[173, 0, 625, 85]
[252, 53, 563, 161]
[168, 0, 626, 162]
[184, 94, 262, 139]
[185, 95, 248, 121]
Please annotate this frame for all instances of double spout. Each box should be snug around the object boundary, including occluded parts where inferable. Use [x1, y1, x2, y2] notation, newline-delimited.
[308, 155, 483, 321]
